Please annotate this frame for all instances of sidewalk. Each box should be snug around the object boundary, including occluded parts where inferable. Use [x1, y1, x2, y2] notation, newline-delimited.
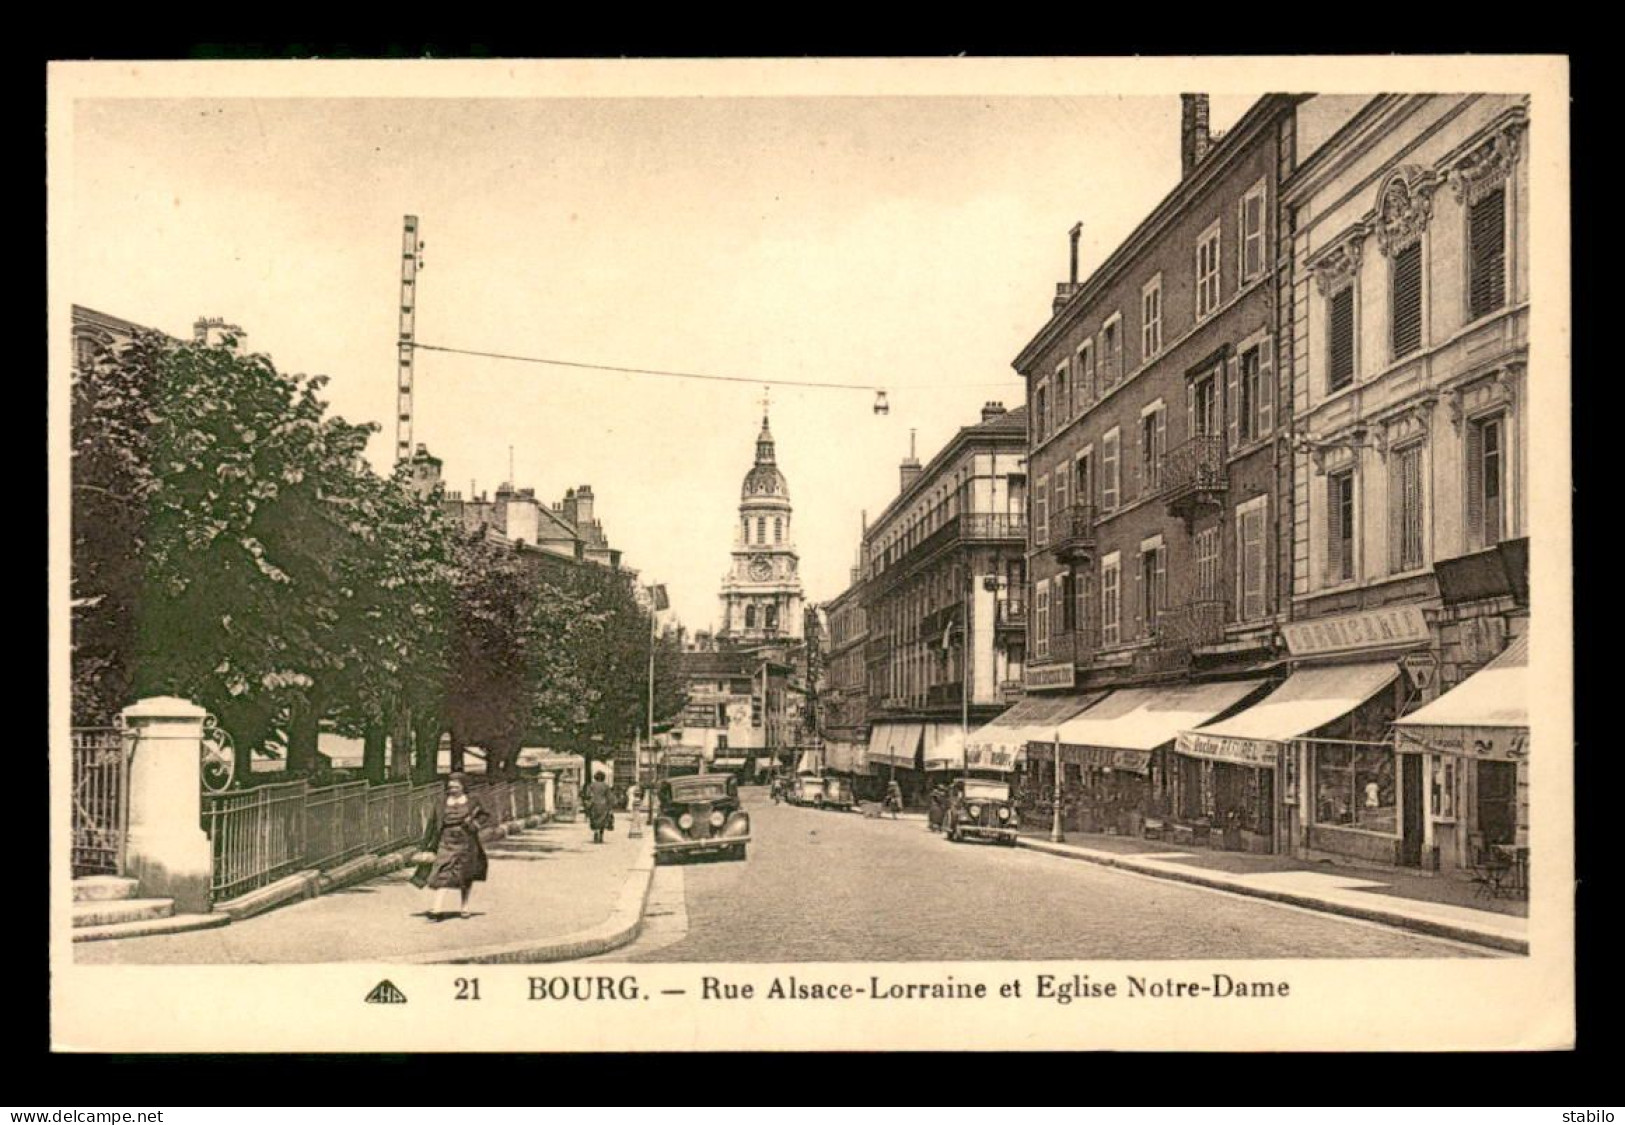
[1015, 828, 1528, 954]
[75, 819, 654, 965]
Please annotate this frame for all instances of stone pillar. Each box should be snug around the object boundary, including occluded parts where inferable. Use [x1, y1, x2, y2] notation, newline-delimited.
[540, 773, 557, 816]
[121, 696, 214, 914]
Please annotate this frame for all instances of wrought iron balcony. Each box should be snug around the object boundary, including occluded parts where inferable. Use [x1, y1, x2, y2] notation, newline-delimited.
[961, 513, 1027, 542]
[926, 682, 963, 708]
[1050, 502, 1099, 564]
[1159, 434, 1227, 524]
[995, 599, 1026, 629]
[1137, 600, 1228, 673]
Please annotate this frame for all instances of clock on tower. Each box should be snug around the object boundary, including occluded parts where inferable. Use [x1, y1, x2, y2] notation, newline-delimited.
[718, 407, 804, 642]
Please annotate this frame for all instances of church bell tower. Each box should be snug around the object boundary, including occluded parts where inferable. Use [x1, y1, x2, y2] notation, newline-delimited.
[719, 404, 804, 642]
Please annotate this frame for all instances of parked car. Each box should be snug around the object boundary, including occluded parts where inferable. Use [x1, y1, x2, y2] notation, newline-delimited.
[942, 777, 1019, 845]
[653, 773, 750, 863]
[820, 775, 856, 811]
[788, 774, 827, 808]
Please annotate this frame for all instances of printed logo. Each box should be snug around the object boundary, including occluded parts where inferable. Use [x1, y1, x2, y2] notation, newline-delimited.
[364, 979, 408, 1004]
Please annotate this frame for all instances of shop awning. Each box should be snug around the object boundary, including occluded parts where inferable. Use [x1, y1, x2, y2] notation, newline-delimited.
[1176, 662, 1401, 765]
[1393, 636, 1528, 759]
[824, 740, 867, 775]
[922, 723, 967, 772]
[867, 722, 924, 768]
[1042, 681, 1269, 770]
[965, 692, 1108, 770]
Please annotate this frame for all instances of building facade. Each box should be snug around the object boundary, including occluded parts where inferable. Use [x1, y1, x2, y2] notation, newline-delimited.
[820, 568, 871, 781]
[1013, 95, 1309, 847]
[719, 411, 806, 643]
[862, 402, 1029, 803]
[1280, 94, 1531, 873]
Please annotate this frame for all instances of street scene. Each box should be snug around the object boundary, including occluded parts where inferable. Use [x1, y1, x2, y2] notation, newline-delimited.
[61, 75, 1544, 979]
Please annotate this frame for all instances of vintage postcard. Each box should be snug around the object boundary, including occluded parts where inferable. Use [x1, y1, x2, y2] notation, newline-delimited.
[48, 55, 1573, 1052]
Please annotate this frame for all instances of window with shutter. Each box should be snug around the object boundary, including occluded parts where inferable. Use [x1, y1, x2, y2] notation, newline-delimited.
[1076, 570, 1090, 643]
[1388, 444, 1425, 573]
[1102, 429, 1120, 512]
[1035, 475, 1048, 546]
[1075, 450, 1093, 510]
[1391, 240, 1423, 357]
[1326, 470, 1355, 583]
[1036, 381, 1049, 439]
[1196, 526, 1221, 602]
[1328, 286, 1356, 391]
[1077, 342, 1095, 407]
[1053, 465, 1068, 528]
[1197, 221, 1222, 318]
[1142, 275, 1163, 358]
[1257, 336, 1274, 435]
[1034, 581, 1050, 659]
[1241, 182, 1267, 283]
[1192, 373, 1218, 437]
[1101, 554, 1121, 647]
[1237, 498, 1267, 621]
[1468, 415, 1505, 548]
[1238, 346, 1260, 444]
[1468, 187, 1507, 321]
[1225, 356, 1241, 456]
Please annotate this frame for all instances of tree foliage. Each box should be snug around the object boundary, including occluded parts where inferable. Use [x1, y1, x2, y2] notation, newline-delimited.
[72, 328, 682, 785]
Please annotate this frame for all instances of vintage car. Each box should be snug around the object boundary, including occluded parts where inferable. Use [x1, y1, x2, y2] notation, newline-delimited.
[820, 774, 856, 811]
[941, 777, 1020, 845]
[653, 773, 750, 862]
[787, 774, 827, 807]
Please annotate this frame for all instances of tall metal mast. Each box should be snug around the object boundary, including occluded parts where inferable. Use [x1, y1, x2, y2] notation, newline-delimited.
[396, 215, 424, 464]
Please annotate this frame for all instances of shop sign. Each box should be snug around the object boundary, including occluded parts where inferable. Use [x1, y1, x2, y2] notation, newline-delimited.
[967, 743, 1018, 770]
[1397, 725, 1528, 761]
[1282, 604, 1430, 657]
[1176, 732, 1280, 768]
[663, 751, 703, 768]
[1024, 663, 1076, 691]
[1061, 745, 1152, 773]
[1400, 652, 1438, 693]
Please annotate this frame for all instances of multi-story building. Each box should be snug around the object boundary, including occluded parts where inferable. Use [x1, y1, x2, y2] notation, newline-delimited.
[861, 402, 1029, 804]
[1012, 94, 1311, 847]
[820, 563, 871, 783]
[718, 410, 805, 643]
[1273, 94, 1530, 874]
[672, 649, 794, 778]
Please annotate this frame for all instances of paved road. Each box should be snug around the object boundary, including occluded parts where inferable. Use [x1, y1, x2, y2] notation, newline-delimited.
[620, 787, 1492, 962]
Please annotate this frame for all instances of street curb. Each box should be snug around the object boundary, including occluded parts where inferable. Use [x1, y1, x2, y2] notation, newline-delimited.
[1016, 837, 1529, 955]
[88, 818, 543, 939]
[398, 833, 658, 965]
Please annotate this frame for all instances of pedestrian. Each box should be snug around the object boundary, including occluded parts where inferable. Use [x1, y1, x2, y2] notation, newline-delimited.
[585, 773, 615, 844]
[928, 784, 946, 832]
[885, 778, 903, 819]
[411, 772, 491, 921]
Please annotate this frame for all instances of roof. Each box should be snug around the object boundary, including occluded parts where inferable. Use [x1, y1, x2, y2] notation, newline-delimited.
[1013, 94, 1305, 372]
[866, 403, 1030, 536]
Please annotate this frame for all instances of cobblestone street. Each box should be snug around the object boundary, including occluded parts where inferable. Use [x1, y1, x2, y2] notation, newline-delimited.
[621, 787, 1495, 962]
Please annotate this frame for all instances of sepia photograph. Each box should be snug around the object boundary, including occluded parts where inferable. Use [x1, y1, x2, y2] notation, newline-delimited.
[48, 56, 1573, 1052]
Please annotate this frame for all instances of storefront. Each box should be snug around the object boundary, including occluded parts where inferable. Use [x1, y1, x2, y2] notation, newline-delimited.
[866, 722, 924, 803]
[1031, 681, 1269, 837]
[965, 693, 1107, 814]
[1392, 633, 1528, 876]
[1175, 662, 1402, 856]
[922, 724, 967, 775]
[823, 739, 868, 778]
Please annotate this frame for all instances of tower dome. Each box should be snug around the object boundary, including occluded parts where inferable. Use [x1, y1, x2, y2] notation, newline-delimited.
[740, 413, 790, 501]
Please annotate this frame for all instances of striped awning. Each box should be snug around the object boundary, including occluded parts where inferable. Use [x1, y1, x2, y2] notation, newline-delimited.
[866, 722, 924, 768]
[965, 692, 1108, 770]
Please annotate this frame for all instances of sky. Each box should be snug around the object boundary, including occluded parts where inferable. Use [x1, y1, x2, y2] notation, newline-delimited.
[64, 73, 1258, 631]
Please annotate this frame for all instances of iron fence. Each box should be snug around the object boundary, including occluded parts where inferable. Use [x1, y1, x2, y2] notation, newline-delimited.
[71, 727, 130, 877]
[202, 776, 533, 903]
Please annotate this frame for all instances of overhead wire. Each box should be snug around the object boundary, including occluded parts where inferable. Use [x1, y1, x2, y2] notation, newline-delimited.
[411, 341, 1016, 392]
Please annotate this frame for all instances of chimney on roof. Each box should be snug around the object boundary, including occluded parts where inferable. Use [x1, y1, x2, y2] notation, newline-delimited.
[1052, 221, 1085, 315]
[575, 485, 594, 525]
[981, 401, 1008, 423]
[899, 429, 923, 493]
[1181, 94, 1212, 178]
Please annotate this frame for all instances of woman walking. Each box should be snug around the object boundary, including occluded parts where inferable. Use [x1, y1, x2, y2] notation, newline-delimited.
[412, 773, 491, 921]
[584, 774, 615, 844]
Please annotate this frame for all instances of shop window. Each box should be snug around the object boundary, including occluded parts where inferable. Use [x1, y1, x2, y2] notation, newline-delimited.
[1314, 743, 1397, 835]
[1430, 758, 1457, 819]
